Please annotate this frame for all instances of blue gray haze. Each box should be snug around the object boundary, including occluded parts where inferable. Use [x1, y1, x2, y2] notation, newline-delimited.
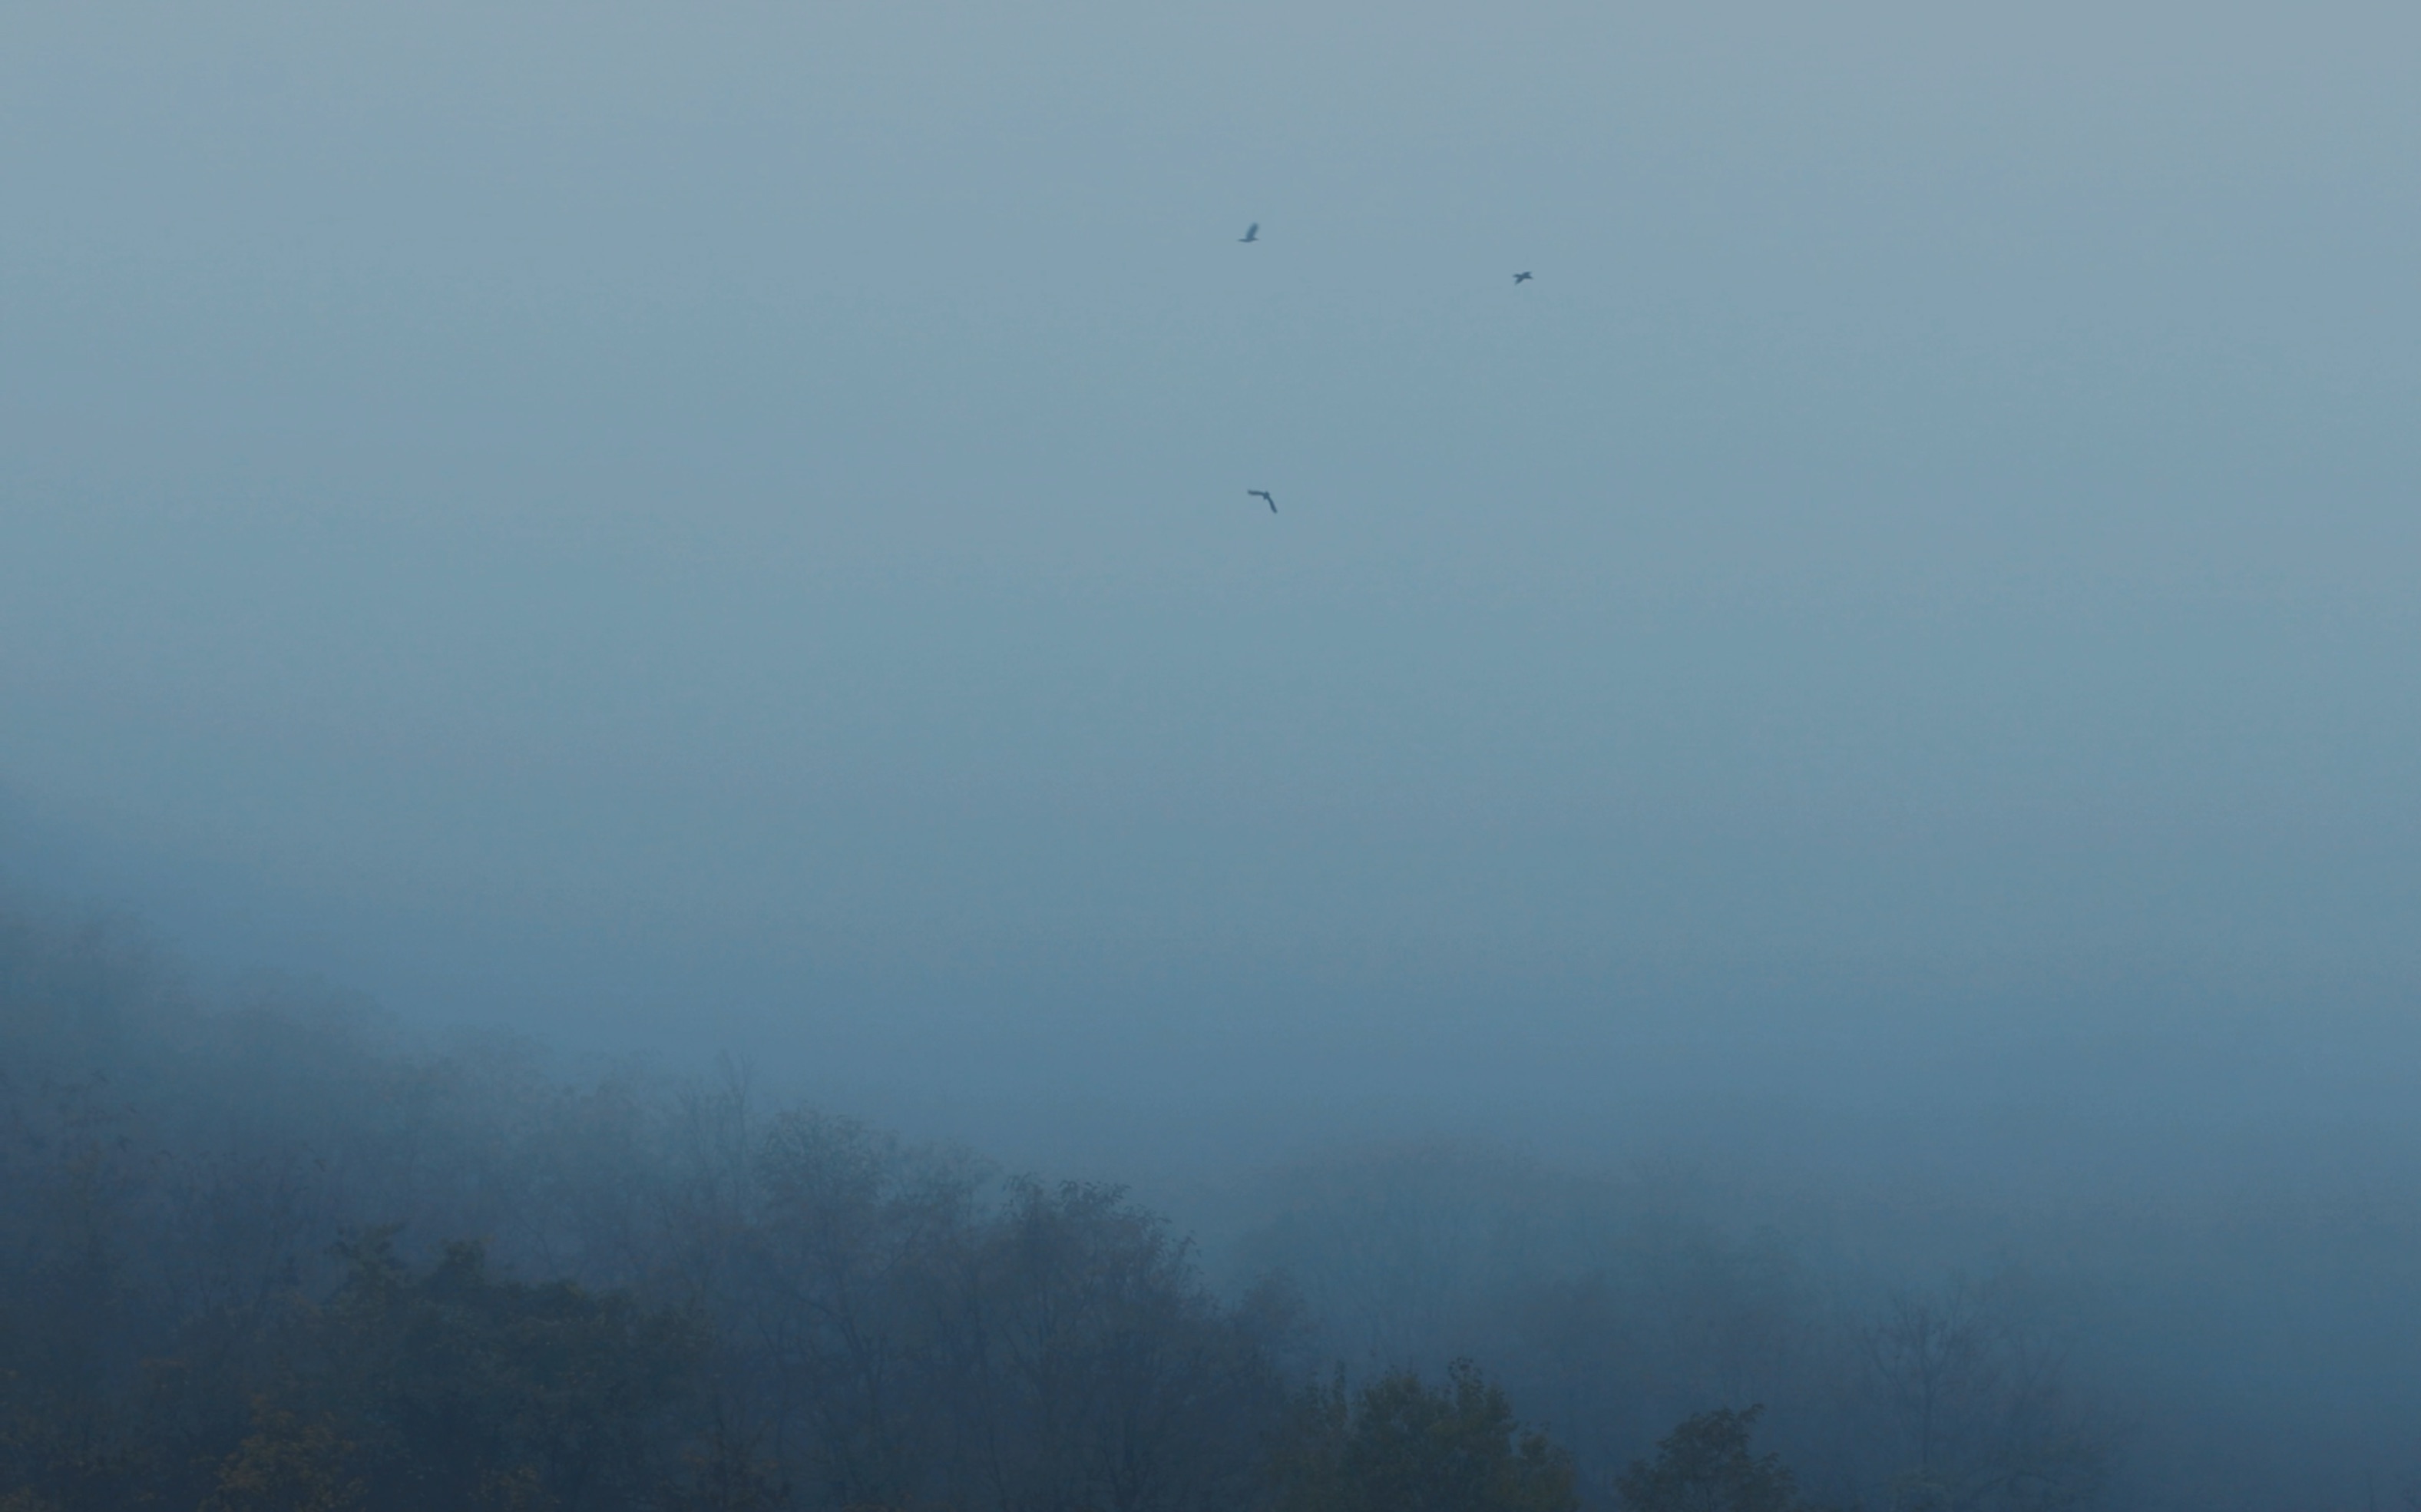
[8, 0, 2417, 1150]
[3, 7, 2420, 1496]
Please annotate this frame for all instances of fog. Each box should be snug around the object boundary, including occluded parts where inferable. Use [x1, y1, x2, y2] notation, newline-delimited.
[3, 2, 2419, 1507]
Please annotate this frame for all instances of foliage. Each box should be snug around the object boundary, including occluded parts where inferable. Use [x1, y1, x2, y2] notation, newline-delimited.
[1270, 1359, 1577, 1512]
[200, 1404, 366, 1512]
[1859, 1283, 2113, 1512]
[1615, 1405, 1804, 1512]
[1, 905, 2142, 1511]
[289, 1229, 707, 1510]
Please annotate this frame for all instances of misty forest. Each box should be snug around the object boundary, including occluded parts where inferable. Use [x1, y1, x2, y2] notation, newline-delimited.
[11, 902, 2421, 1512]
[8, 2, 2421, 1510]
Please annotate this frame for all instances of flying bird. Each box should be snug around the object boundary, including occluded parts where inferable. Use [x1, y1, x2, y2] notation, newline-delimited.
[1248, 489, 1276, 512]
[1513, 271, 1533, 283]
[1239, 223, 1260, 243]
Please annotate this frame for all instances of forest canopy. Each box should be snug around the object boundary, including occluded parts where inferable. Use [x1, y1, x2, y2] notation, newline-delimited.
[0, 902, 2375, 1510]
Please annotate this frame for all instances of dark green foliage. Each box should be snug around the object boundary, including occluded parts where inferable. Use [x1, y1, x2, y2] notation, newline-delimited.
[0, 915, 1305, 1510]
[199, 1405, 367, 1512]
[1270, 1360, 1578, 1512]
[1615, 1406, 1804, 1512]
[0, 1074, 161, 1511]
[0, 904, 2136, 1511]
[285, 1230, 706, 1510]
[693, 1112, 1284, 1512]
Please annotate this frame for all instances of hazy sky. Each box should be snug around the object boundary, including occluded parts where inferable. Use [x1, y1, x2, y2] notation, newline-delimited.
[4, 1, 2417, 1159]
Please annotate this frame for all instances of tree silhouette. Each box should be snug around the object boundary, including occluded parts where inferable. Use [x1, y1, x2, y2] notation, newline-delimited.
[1616, 1405, 1805, 1512]
[1271, 1360, 1576, 1512]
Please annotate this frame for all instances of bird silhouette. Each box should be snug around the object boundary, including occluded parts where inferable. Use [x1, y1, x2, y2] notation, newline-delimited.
[1248, 489, 1276, 512]
[1239, 223, 1260, 243]
[1513, 271, 1533, 283]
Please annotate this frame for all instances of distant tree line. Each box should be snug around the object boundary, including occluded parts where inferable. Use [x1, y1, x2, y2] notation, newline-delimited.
[1, 906, 2125, 1510]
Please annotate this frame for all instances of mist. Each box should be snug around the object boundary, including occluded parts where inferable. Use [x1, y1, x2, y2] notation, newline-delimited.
[4, 2, 2419, 1507]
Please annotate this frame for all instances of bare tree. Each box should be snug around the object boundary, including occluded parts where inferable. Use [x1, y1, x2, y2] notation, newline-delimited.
[1858, 1279, 2114, 1512]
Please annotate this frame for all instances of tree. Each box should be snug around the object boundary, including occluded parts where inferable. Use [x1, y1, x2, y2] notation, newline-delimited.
[200, 1404, 366, 1512]
[1858, 1282, 2112, 1512]
[948, 1177, 1284, 1512]
[1615, 1406, 1804, 1512]
[1270, 1360, 1576, 1512]
[286, 1229, 708, 1510]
